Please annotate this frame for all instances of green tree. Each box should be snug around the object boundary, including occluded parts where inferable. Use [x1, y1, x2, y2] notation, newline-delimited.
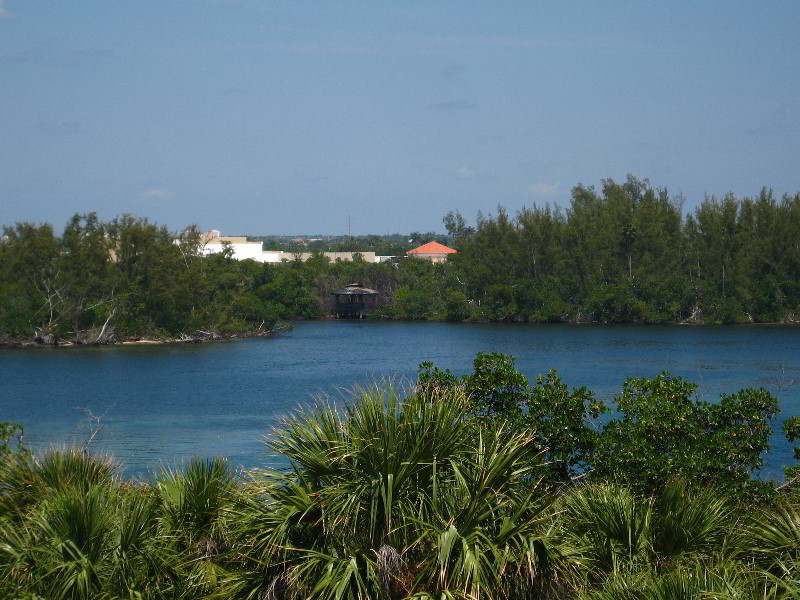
[527, 370, 607, 482]
[0, 422, 25, 460]
[593, 373, 779, 497]
[465, 352, 529, 421]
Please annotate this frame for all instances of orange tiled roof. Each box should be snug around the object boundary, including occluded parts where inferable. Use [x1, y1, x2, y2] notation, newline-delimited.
[407, 241, 457, 255]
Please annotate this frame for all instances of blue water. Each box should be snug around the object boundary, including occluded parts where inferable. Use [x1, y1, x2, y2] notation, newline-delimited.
[1, 322, 798, 479]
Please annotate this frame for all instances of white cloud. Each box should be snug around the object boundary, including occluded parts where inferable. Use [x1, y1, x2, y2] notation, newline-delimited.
[0, 1, 12, 20]
[526, 182, 559, 198]
[455, 167, 474, 179]
[140, 188, 173, 201]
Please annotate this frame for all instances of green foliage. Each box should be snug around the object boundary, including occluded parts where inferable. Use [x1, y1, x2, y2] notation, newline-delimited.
[593, 373, 778, 497]
[158, 457, 235, 553]
[417, 360, 460, 394]
[785, 416, 800, 461]
[1, 368, 798, 598]
[784, 417, 800, 496]
[650, 481, 732, 565]
[527, 370, 607, 482]
[238, 384, 562, 599]
[466, 352, 529, 420]
[0, 450, 163, 599]
[0, 422, 25, 460]
[0, 448, 115, 519]
[4, 178, 800, 333]
[417, 355, 782, 500]
[379, 178, 800, 324]
[561, 483, 653, 574]
[742, 503, 800, 573]
[418, 355, 607, 484]
[0, 214, 293, 342]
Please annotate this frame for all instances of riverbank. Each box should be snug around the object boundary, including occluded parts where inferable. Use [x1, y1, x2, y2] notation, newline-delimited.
[0, 327, 285, 349]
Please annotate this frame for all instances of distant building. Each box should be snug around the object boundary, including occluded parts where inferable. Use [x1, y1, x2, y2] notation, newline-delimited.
[290, 251, 377, 263]
[200, 231, 380, 263]
[201, 232, 270, 261]
[406, 241, 457, 263]
[331, 283, 378, 318]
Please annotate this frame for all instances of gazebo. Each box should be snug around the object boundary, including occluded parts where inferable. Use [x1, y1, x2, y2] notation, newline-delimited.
[331, 283, 378, 318]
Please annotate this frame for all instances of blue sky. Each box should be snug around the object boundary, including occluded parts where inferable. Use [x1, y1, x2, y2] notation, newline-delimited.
[1, 1, 799, 235]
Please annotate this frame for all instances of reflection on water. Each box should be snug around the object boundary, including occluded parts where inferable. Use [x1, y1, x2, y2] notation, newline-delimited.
[2, 322, 799, 479]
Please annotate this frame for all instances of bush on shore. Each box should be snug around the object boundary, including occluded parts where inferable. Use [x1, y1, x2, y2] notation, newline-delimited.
[1, 361, 799, 599]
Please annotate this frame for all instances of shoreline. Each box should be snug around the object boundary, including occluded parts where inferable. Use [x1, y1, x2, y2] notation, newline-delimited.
[2, 317, 798, 350]
[0, 328, 279, 349]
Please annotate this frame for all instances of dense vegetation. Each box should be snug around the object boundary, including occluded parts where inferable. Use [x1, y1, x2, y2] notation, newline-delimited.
[0, 215, 283, 343]
[2, 176, 800, 344]
[436, 177, 800, 324]
[1, 357, 799, 599]
[376, 176, 800, 324]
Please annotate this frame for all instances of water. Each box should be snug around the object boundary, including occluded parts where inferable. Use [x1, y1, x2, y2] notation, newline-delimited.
[1, 322, 798, 479]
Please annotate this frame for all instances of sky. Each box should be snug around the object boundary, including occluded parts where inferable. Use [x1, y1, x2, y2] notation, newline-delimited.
[1, 1, 799, 235]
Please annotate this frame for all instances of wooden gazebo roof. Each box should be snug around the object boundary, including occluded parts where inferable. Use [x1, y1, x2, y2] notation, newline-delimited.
[332, 282, 378, 295]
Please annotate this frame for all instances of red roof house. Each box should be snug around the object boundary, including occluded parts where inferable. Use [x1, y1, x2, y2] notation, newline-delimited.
[406, 241, 457, 263]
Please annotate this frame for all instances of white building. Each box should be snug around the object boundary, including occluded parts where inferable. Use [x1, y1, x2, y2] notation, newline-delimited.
[200, 232, 383, 264]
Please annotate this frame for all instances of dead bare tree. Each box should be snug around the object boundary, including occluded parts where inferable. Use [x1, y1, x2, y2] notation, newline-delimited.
[776, 361, 796, 393]
[76, 404, 115, 452]
[93, 306, 117, 344]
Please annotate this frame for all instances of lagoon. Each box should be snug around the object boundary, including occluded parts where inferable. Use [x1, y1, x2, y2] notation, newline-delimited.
[1, 322, 799, 478]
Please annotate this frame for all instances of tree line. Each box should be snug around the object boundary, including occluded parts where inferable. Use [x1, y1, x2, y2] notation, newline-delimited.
[0, 215, 286, 343]
[436, 176, 800, 324]
[2, 176, 800, 344]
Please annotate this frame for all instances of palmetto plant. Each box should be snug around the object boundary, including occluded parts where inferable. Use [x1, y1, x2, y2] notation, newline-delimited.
[0, 446, 115, 519]
[228, 384, 564, 600]
[741, 503, 800, 597]
[560, 483, 653, 576]
[154, 456, 240, 598]
[0, 449, 165, 600]
[650, 481, 733, 566]
[158, 457, 235, 553]
[581, 560, 756, 600]
[559, 480, 741, 598]
[1, 384, 798, 599]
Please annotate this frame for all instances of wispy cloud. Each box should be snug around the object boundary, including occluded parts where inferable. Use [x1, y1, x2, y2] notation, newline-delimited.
[455, 166, 474, 179]
[0, 0, 11, 20]
[427, 100, 477, 112]
[526, 182, 560, 198]
[140, 188, 174, 201]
